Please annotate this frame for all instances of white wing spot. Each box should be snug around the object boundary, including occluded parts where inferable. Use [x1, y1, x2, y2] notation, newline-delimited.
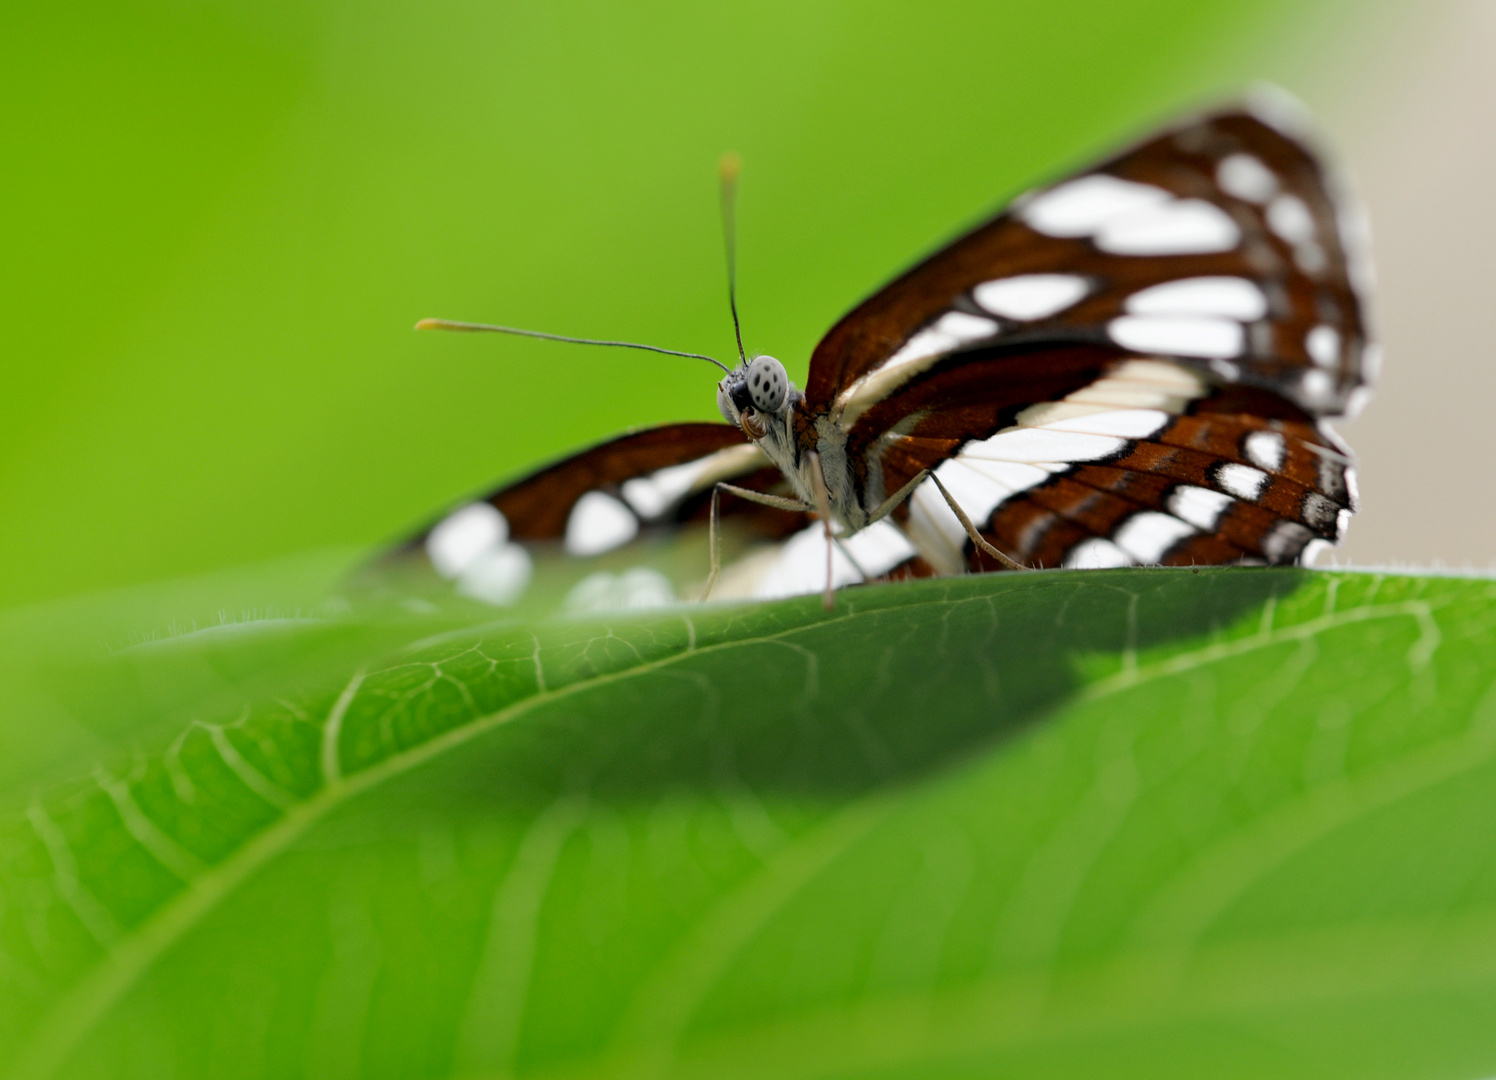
[1244, 430, 1287, 472]
[1217, 153, 1278, 203]
[456, 544, 533, 606]
[1096, 198, 1240, 256]
[620, 460, 703, 519]
[1126, 276, 1267, 321]
[905, 459, 1056, 573]
[620, 445, 773, 520]
[566, 568, 675, 611]
[1167, 485, 1233, 532]
[1215, 462, 1269, 501]
[1300, 368, 1336, 405]
[933, 459, 1038, 520]
[839, 311, 997, 422]
[754, 526, 840, 599]
[960, 427, 1126, 464]
[844, 520, 919, 576]
[427, 503, 508, 579]
[1267, 194, 1315, 245]
[1113, 511, 1196, 563]
[1301, 539, 1332, 567]
[1306, 325, 1341, 368]
[564, 491, 639, 556]
[1063, 538, 1134, 569]
[1295, 241, 1328, 275]
[1030, 409, 1169, 439]
[1020, 175, 1171, 237]
[949, 458, 1053, 490]
[1344, 386, 1373, 420]
[752, 521, 915, 600]
[1016, 359, 1208, 427]
[934, 310, 999, 339]
[973, 274, 1090, 320]
[870, 329, 946, 372]
[1108, 315, 1244, 359]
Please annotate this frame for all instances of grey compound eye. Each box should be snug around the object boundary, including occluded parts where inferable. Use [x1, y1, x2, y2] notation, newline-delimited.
[745, 355, 788, 412]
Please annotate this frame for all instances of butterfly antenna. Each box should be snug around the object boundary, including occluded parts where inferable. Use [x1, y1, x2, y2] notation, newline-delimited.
[414, 319, 731, 375]
[719, 151, 748, 367]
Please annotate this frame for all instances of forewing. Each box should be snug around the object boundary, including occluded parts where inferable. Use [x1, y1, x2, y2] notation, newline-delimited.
[371, 424, 808, 610]
[806, 98, 1373, 426]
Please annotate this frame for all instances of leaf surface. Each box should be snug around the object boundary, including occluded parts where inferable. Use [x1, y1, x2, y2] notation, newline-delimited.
[3, 567, 1496, 1080]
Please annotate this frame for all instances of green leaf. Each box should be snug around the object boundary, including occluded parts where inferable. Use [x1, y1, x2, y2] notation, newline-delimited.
[4, 567, 1496, 1080]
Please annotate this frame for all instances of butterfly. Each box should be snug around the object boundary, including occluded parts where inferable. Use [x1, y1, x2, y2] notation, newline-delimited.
[383, 92, 1373, 614]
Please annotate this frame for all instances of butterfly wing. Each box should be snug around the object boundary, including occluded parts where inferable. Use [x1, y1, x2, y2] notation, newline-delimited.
[806, 97, 1371, 573]
[372, 423, 810, 610]
[881, 372, 1356, 573]
[809, 99, 1371, 420]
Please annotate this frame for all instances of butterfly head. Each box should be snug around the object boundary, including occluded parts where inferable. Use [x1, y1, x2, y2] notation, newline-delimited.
[717, 354, 797, 441]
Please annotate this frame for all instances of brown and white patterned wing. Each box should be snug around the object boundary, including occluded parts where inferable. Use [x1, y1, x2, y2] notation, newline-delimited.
[375, 424, 809, 608]
[881, 365, 1357, 575]
[808, 94, 1371, 576]
[808, 95, 1373, 431]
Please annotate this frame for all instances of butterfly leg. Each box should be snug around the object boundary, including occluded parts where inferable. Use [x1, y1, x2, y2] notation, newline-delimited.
[866, 469, 932, 526]
[703, 482, 812, 601]
[807, 451, 836, 611]
[927, 473, 1029, 571]
[790, 469, 927, 589]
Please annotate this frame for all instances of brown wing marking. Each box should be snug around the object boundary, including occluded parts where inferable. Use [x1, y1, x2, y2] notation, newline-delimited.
[862, 368, 1354, 574]
[805, 104, 1369, 421]
[401, 422, 804, 565]
[939, 410, 1352, 571]
[478, 424, 745, 540]
[850, 343, 1119, 500]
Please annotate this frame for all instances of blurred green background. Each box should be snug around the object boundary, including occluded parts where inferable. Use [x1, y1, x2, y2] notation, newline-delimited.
[1, 0, 1377, 612]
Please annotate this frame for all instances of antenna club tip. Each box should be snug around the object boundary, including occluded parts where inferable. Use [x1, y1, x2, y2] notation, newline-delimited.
[718, 151, 741, 183]
[414, 318, 440, 331]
